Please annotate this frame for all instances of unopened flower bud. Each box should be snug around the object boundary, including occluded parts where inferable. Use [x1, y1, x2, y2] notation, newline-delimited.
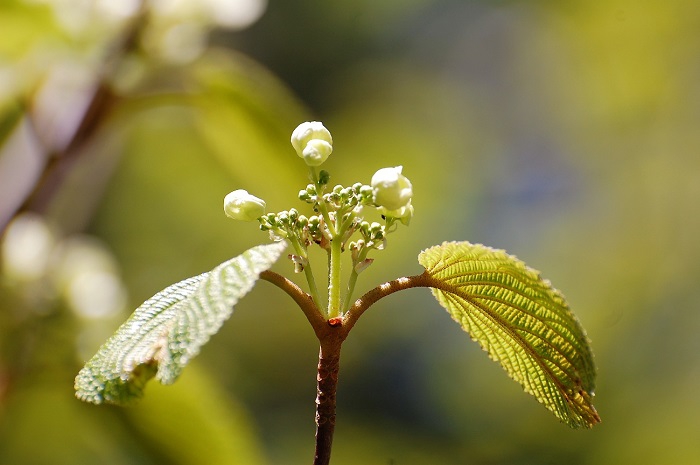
[302, 139, 333, 166]
[359, 185, 374, 203]
[291, 121, 333, 166]
[371, 166, 413, 211]
[360, 221, 371, 236]
[223, 189, 266, 221]
[299, 189, 312, 202]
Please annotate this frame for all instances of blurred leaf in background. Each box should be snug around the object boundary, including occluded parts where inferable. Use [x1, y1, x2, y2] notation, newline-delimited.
[2, 0, 700, 464]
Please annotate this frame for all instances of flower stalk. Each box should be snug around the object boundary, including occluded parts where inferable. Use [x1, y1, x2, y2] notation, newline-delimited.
[327, 235, 343, 319]
[226, 121, 416, 463]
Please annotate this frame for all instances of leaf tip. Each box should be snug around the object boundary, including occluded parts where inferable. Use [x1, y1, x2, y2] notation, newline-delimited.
[75, 359, 160, 406]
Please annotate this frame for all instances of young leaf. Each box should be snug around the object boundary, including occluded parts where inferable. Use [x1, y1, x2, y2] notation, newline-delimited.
[418, 241, 600, 428]
[75, 241, 287, 405]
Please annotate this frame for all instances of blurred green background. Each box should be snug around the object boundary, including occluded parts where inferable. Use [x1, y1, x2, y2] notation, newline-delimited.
[1, 0, 699, 463]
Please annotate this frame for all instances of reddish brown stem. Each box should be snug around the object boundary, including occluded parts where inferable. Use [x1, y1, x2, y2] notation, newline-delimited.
[313, 339, 342, 465]
[262, 270, 435, 464]
[343, 272, 435, 333]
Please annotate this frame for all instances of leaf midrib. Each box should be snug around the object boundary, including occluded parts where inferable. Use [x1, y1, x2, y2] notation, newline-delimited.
[428, 276, 588, 422]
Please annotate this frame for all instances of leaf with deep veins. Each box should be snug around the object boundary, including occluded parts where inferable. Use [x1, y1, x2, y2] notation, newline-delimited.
[419, 241, 600, 428]
[75, 242, 287, 405]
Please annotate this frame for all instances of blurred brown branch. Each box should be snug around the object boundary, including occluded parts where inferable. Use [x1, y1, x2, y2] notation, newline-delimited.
[1, 6, 148, 234]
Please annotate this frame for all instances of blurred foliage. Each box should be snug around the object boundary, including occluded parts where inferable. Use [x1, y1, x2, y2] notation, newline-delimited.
[2, 0, 700, 464]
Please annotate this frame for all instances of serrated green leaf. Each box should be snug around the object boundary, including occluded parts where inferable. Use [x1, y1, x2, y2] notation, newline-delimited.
[418, 241, 600, 428]
[75, 241, 287, 405]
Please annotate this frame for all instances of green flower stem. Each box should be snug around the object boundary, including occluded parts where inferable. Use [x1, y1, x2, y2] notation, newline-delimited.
[341, 247, 369, 313]
[309, 167, 337, 237]
[318, 206, 336, 238]
[309, 166, 320, 185]
[287, 236, 323, 313]
[327, 235, 343, 319]
[308, 166, 341, 319]
[337, 211, 357, 241]
[304, 263, 324, 315]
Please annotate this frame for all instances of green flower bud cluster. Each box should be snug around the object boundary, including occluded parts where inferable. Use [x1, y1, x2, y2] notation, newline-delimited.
[358, 221, 386, 248]
[259, 207, 340, 255]
[299, 182, 374, 213]
[346, 220, 387, 275]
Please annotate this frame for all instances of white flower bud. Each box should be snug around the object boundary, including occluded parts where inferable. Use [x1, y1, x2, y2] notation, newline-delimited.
[302, 139, 333, 166]
[371, 166, 413, 211]
[291, 121, 333, 165]
[223, 189, 266, 221]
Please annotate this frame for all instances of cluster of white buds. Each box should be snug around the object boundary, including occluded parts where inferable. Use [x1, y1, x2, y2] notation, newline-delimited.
[222, 121, 415, 298]
[221, 121, 417, 316]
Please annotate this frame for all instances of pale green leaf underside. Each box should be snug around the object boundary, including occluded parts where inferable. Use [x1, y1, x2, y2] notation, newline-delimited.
[419, 241, 600, 428]
[75, 242, 287, 405]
